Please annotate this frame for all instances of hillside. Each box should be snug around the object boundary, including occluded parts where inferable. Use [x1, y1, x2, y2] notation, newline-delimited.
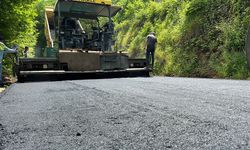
[0, 0, 250, 79]
[113, 0, 250, 79]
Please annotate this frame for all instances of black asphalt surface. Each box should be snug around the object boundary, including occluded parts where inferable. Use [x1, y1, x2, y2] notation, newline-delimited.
[0, 77, 250, 150]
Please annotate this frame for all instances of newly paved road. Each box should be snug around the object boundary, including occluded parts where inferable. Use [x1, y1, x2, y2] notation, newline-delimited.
[0, 77, 250, 150]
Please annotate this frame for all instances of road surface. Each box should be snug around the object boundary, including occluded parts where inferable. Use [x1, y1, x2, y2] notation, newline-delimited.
[0, 77, 250, 150]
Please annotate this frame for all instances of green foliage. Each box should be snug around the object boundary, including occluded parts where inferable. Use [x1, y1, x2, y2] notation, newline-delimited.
[0, 0, 56, 77]
[0, 0, 39, 52]
[1, 0, 250, 79]
[0, 0, 41, 77]
[113, 0, 250, 79]
[216, 51, 249, 79]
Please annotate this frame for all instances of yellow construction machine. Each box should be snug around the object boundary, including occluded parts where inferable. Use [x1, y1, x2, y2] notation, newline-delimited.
[16, 0, 149, 81]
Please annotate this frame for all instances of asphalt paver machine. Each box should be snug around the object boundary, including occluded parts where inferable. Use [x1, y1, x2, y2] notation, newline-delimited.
[16, 0, 149, 81]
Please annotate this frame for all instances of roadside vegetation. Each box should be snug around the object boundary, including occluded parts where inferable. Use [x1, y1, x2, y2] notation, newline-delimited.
[0, 0, 250, 79]
[0, 0, 39, 76]
[113, 0, 250, 79]
[0, 0, 53, 77]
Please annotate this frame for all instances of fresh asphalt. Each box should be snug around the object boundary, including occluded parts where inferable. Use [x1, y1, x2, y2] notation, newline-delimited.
[0, 77, 250, 150]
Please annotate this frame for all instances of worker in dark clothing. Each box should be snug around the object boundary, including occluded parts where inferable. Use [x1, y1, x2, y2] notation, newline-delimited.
[24, 46, 29, 58]
[61, 17, 76, 29]
[145, 32, 157, 69]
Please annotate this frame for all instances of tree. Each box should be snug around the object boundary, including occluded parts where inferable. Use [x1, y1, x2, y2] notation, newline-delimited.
[0, 0, 40, 53]
[0, 0, 40, 76]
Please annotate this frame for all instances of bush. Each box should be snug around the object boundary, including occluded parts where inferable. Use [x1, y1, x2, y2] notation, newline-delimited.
[113, 0, 250, 79]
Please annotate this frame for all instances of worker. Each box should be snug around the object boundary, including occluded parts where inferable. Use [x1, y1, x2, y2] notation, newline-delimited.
[145, 32, 157, 69]
[103, 20, 115, 51]
[103, 20, 114, 33]
[24, 46, 29, 58]
[61, 17, 77, 30]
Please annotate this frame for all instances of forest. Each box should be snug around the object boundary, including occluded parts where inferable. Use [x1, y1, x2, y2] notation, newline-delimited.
[0, 0, 250, 79]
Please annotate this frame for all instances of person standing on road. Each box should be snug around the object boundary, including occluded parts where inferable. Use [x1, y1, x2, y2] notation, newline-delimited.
[145, 32, 157, 69]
